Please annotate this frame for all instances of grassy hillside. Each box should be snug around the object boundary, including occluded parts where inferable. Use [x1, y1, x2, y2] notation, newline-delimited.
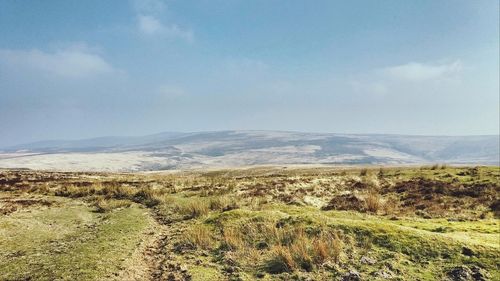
[0, 166, 498, 280]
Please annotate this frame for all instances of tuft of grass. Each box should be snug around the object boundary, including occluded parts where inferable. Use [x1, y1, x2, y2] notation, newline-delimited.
[55, 184, 98, 198]
[330, 232, 343, 263]
[175, 198, 210, 219]
[312, 232, 343, 264]
[365, 191, 382, 213]
[93, 198, 131, 213]
[132, 188, 162, 207]
[185, 224, 214, 250]
[208, 195, 239, 212]
[265, 245, 296, 273]
[290, 235, 314, 271]
[222, 226, 245, 250]
[312, 237, 329, 263]
[99, 184, 135, 200]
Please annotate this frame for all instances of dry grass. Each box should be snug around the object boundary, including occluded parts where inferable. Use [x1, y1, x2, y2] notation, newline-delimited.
[284, 227, 342, 268]
[1, 167, 499, 279]
[175, 198, 210, 219]
[330, 233, 343, 263]
[312, 233, 341, 263]
[185, 224, 214, 250]
[6, 166, 497, 220]
[55, 184, 99, 198]
[93, 198, 131, 213]
[222, 226, 245, 250]
[132, 187, 162, 207]
[248, 197, 268, 210]
[277, 225, 307, 246]
[266, 245, 296, 273]
[365, 191, 382, 213]
[312, 238, 329, 263]
[208, 196, 239, 212]
[100, 184, 135, 200]
[217, 220, 346, 273]
[290, 235, 314, 271]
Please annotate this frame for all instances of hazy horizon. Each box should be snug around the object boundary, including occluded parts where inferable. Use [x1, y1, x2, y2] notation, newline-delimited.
[3, 129, 500, 149]
[1, 0, 499, 147]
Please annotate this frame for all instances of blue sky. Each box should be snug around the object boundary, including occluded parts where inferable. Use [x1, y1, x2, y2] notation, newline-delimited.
[0, 0, 498, 146]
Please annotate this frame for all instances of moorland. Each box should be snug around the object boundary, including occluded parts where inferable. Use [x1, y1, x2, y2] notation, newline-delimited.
[0, 165, 498, 281]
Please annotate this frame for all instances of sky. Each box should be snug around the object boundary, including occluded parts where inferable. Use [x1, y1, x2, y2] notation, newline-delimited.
[0, 0, 498, 146]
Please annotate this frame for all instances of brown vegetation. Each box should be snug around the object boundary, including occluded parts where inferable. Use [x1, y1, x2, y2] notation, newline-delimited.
[0, 166, 499, 280]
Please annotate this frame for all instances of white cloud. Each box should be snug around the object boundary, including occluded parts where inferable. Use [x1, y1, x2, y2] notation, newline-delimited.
[348, 59, 463, 96]
[133, 1, 193, 41]
[163, 24, 194, 42]
[0, 46, 115, 78]
[137, 15, 193, 41]
[382, 60, 462, 82]
[138, 15, 163, 34]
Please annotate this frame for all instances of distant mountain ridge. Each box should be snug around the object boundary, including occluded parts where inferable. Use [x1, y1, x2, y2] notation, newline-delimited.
[2, 132, 185, 152]
[0, 131, 498, 171]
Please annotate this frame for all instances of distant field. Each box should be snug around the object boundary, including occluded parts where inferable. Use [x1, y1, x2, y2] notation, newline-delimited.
[0, 166, 498, 280]
[1, 131, 498, 171]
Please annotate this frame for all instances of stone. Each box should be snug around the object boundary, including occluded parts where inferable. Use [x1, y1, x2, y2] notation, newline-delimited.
[377, 270, 394, 279]
[470, 266, 487, 281]
[322, 261, 338, 271]
[342, 270, 361, 281]
[447, 266, 472, 281]
[360, 256, 376, 265]
[461, 247, 475, 257]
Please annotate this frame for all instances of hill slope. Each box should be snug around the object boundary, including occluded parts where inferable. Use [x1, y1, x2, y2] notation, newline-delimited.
[0, 131, 498, 171]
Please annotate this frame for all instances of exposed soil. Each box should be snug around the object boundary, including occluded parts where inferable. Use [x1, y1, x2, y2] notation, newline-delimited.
[322, 194, 365, 211]
[0, 197, 54, 215]
[115, 208, 193, 281]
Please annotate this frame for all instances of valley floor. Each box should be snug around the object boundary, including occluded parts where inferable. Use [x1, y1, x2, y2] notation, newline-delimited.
[0, 166, 498, 280]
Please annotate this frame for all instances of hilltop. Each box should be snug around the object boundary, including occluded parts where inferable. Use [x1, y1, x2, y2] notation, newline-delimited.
[0, 131, 498, 171]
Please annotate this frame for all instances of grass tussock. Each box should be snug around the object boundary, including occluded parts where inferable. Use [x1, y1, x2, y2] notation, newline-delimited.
[100, 184, 135, 200]
[214, 219, 346, 274]
[208, 195, 239, 212]
[93, 198, 131, 213]
[266, 245, 296, 273]
[174, 198, 210, 219]
[132, 188, 162, 207]
[222, 226, 245, 250]
[313, 232, 342, 264]
[364, 191, 382, 213]
[290, 235, 314, 271]
[55, 184, 99, 198]
[185, 224, 214, 250]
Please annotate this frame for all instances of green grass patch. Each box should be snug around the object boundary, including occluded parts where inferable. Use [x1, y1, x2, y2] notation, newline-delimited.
[0, 193, 151, 281]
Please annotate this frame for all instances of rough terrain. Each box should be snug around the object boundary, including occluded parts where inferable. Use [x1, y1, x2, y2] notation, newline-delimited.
[0, 165, 498, 280]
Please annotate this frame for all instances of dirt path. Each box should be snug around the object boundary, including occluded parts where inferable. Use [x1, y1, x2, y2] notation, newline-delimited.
[115, 208, 193, 281]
